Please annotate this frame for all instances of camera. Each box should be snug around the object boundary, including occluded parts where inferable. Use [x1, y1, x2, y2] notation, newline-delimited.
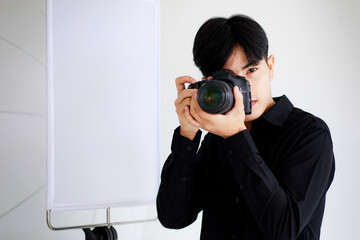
[188, 69, 251, 114]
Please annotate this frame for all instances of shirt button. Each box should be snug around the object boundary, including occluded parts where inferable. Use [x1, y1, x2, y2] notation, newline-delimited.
[228, 150, 233, 156]
[186, 146, 192, 151]
[234, 197, 241, 203]
[231, 234, 238, 239]
[239, 185, 244, 190]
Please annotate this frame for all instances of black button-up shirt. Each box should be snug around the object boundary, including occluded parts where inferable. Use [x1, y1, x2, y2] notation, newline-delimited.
[157, 95, 335, 240]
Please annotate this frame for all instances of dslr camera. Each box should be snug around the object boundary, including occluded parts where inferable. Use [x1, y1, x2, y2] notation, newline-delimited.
[188, 69, 251, 114]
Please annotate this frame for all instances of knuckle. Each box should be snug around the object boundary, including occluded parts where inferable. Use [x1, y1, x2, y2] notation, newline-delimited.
[176, 75, 193, 84]
[176, 107, 183, 115]
[175, 76, 185, 83]
[174, 97, 180, 106]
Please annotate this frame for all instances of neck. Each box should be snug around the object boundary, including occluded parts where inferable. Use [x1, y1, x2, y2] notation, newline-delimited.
[245, 121, 252, 131]
[265, 98, 276, 113]
[245, 97, 276, 132]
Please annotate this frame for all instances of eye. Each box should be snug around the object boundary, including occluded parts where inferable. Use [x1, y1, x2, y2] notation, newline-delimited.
[247, 68, 257, 74]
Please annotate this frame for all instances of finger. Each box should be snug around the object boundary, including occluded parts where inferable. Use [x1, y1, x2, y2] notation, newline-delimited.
[226, 86, 244, 116]
[175, 97, 191, 114]
[185, 106, 201, 128]
[174, 89, 195, 107]
[179, 98, 191, 111]
[189, 90, 203, 123]
[175, 76, 196, 96]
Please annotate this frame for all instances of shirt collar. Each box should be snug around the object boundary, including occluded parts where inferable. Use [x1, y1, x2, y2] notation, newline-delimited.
[261, 95, 294, 127]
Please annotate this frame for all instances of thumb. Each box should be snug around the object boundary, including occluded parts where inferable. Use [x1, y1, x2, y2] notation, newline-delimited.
[227, 86, 244, 115]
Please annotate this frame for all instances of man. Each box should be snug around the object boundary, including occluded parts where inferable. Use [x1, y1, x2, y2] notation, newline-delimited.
[157, 14, 335, 240]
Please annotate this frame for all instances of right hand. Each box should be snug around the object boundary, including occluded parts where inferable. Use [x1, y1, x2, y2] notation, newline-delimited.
[174, 76, 200, 140]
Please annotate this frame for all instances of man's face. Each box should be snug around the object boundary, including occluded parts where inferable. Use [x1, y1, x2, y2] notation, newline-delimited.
[222, 46, 275, 123]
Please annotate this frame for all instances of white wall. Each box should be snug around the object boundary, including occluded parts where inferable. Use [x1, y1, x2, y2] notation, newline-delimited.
[1, 0, 359, 239]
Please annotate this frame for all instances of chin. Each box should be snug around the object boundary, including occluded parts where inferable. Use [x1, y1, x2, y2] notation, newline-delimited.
[245, 109, 263, 122]
[245, 114, 258, 123]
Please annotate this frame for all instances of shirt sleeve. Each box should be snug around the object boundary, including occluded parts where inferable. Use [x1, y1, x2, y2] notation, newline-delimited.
[223, 128, 335, 240]
[156, 126, 205, 229]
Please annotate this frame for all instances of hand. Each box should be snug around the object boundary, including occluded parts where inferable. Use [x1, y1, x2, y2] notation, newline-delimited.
[174, 76, 199, 140]
[186, 86, 247, 139]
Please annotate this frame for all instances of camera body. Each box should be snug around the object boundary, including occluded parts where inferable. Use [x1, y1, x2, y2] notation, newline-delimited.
[188, 69, 251, 114]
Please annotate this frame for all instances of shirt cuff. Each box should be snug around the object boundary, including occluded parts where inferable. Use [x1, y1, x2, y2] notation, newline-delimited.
[171, 126, 202, 160]
[223, 129, 260, 165]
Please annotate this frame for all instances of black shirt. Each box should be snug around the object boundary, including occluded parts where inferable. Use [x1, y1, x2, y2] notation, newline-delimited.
[157, 95, 335, 240]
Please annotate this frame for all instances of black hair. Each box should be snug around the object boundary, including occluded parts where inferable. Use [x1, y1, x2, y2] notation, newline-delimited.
[193, 14, 269, 77]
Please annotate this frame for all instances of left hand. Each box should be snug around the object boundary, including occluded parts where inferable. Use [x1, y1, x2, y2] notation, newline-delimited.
[185, 86, 247, 139]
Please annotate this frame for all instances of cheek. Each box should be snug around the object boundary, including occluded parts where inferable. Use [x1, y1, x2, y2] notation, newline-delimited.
[253, 79, 271, 97]
[249, 82, 261, 99]
[248, 80, 256, 93]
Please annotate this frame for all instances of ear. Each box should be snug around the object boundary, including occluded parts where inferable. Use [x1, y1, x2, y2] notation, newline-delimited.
[267, 55, 275, 81]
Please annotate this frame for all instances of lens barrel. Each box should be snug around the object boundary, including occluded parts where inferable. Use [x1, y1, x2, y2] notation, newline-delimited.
[197, 80, 234, 114]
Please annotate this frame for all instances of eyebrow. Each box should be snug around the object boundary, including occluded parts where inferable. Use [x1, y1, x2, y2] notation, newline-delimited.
[242, 60, 260, 70]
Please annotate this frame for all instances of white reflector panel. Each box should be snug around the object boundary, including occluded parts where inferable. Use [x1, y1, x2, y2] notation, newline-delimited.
[47, 0, 160, 211]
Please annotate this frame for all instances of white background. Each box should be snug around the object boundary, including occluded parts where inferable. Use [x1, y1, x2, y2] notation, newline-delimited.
[0, 0, 359, 239]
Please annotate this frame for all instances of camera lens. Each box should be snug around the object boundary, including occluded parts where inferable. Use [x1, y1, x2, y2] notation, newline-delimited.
[203, 85, 222, 105]
[197, 80, 234, 114]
